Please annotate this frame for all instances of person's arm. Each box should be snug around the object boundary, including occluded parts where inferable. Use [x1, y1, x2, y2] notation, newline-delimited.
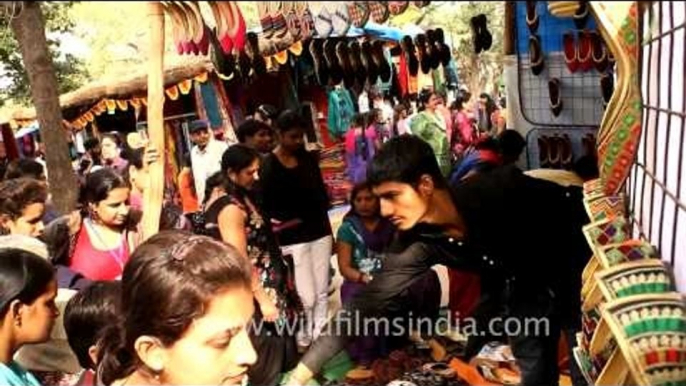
[218, 203, 279, 322]
[337, 241, 369, 284]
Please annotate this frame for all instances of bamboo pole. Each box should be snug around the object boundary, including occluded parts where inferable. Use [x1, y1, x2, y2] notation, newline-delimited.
[142, 1, 165, 241]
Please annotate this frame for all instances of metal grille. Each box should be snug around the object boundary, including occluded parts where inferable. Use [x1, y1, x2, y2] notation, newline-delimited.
[628, 1, 686, 290]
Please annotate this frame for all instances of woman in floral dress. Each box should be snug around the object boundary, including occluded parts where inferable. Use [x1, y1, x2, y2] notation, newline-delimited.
[204, 144, 300, 386]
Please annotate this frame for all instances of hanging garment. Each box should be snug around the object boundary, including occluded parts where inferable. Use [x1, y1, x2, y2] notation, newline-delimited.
[327, 87, 356, 139]
[410, 110, 451, 176]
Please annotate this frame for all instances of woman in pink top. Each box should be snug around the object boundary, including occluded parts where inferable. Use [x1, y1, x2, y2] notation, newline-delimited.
[344, 114, 380, 184]
[68, 169, 138, 281]
[450, 94, 477, 156]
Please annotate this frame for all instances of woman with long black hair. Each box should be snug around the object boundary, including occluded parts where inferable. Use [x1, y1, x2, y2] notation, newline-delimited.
[204, 144, 300, 385]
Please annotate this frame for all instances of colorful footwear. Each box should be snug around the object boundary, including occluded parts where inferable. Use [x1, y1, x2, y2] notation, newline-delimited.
[257, 2, 274, 39]
[388, 1, 410, 16]
[529, 34, 545, 75]
[549, 78, 563, 117]
[563, 31, 579, 73]
[314, 4, 334, 38]
[348, 1, 370, 28]
[578, 29, 594, 72]
[368, 1, 390, 24]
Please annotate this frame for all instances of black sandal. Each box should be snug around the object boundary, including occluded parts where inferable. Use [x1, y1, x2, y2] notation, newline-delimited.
[529, 34, 545, 75]
[549, 78, 563, 117]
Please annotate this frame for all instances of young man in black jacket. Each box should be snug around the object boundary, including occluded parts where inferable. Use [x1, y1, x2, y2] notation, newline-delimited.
[287, 135, 589, 386]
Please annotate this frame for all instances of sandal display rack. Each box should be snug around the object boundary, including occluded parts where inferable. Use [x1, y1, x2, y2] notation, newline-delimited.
[515, 1, 607, 127]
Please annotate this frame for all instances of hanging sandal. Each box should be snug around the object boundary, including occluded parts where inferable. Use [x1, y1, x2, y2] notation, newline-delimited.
[285, 1, 303, 41]
[560, 133, 573, 169]
[402, 35, 419, 76]
[372, 40, 392, 82]
[426, 29, 441, 70]
[349, 40, 367, 86]
[578, 29, 594, 72]
[314, 4, 334, 38]
[538, 135, 551, 168]
[563, 31, 579, 73]
[415, 34, 431, 74]
[331, 3, 351, 37]
[591, 31, 609, 72]
[324, 39, 344, 85]
[336, 40, 356, 88]
[388, 1, 410, 15]
[600, 72, 614, 108]
[526, 1, 539, 33]
[310, 39, 329, 85]
[549, 77, 563, 117]
[574, 1, 590, 29]
[361, 40, 379, 84]
[348, 1, 370, 28]
[529, 34, 545, 75]
[257, 2, 274, 39]
[368, 1, 390, 24]
[434, 28, 451, 66]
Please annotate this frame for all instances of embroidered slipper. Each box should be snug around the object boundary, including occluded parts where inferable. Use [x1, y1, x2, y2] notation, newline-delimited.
[529, 34, 545, 75]
[285, 1, 302, 41]
[402, 35, 419, 76]
[388, 1, 410, 15]
[257, 2, 274, 39]
[360, 40, 379, 84]
[163, 2, 189, 55]
[348, 1, 370, 29]
[600, 72, 614, 109]
[426, 29, 440, 69]
[299, 2, 316, 39]
[526, 0, 539, 33]
[270, 1, 290, 40]
[574, 1, 590, 29]
[538, 135, 551, 168]
[591, 31, 609, 73]
[336, 40, 355, 88]
[331, 3, 351, 37]
[227, 1, 246, 52]
[563, 31, 579, 73]
[578, 29, 594, 72]
[415, 34, 431, 74]
[368, 1, 390, 24]
[559, 133, 573, 169]
[372, 40, 392, 82]
[434, 28, 451, 66]
[246, 31, 267, 76]
[314, 4, 334, 38]
[549, 78, 563, 117]
[349, 40, 367, 86]
[324, 38, 344, 85]
[309, 39, 329, 85]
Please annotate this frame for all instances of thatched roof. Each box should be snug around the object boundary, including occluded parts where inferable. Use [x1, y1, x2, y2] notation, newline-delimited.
[10, 56, 214, 122]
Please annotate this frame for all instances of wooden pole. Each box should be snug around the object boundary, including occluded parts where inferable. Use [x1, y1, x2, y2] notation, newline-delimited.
[142, 1, 165, 241]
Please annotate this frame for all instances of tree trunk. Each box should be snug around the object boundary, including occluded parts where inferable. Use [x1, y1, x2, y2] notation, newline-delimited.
[9, 1, 78, 214]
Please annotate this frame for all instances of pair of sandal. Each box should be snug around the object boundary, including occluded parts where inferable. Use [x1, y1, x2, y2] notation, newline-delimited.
[470, 14, 493, 54]
[312, 3, 353, 38]
[400, 29, 451, 77]
[206, 1, 245, 55]
[538, 134, 573, 169]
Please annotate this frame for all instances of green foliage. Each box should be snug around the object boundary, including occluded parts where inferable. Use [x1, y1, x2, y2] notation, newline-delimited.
[0, 2, 88, 107]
